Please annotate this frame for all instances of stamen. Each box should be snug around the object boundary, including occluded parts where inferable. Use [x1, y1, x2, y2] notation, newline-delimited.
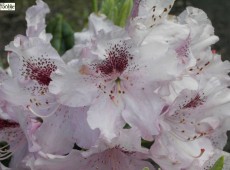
[116, 78, 122, 95]
[27, 104, 60, 118]
[0, 144, 9, 152]
[193, 148, 205, 158]
[0, 150, 11, 157]
[0, 152, 13, 161]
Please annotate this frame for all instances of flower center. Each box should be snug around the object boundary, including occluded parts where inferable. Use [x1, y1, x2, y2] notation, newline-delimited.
[21, 57, 57, 86]
[182, 94, 205, 109]
[96, 42, 132, 77]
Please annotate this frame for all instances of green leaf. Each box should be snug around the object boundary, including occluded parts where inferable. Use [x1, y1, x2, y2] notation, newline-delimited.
[210, 156, 224, 170]
[142, 167, 150, 170]
[46, 14, 74, 55]
[141, 139, 154, 149]
[100, 0, 133, 27]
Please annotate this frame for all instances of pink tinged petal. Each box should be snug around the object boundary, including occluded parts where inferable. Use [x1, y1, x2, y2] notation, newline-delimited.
[140, 46, 181, 82]
[78, 148, 154, 170]
[25, 0, 51, 40]
[192, 36, 219, 52]
[201, 150, 230, 170]
[52, 36, 138, 108]
[113, 128, 149, 154]
[164, 110, 209, 143]
[137, 21, 193, 74]
[26, 92, 60, 117]
[72, 107, 100, 149]
[196, 117, 220, 132]
[205, 118, 230, 150]
[21, 117, 42, 153]
[0, 117, 27, 162]
[81, 128, 148, 158]
[87, 95, 125, 140]
[208, 131, 228, 150]
[151, 134, 213, 170]
[1, 78, 59, 117]
[33, 106, 76, 155]
[178, 7, 219, 51]
[122, 89, 164, 140]
[8, 142, 28, 169]
[61, 46, 82, 63]
[190, 51, 230, 81]
[203, 88, 230, 118]
[29, 149, 155, 170]
[0, 68, 9, 82]
[1, 79, 30, 106]
[53, 32, 139, 109]
[142, 21, 189, 47]
[6, 37, 66, 116]
[175, 35, 191, 65]
[131, 0, 176, 28]
[26, 151, 83, 170]
[33, 128, 151, 170]
[49, 64, 98, 107]
[6, 38, 61, 89]
[164, 76, 198, 102]
[170, 89, 206, 113]
[130, 0, 140, 18]
[165, 83, 230, 143]
[208, 54, 230, 76]
[74, 13, 118, 44]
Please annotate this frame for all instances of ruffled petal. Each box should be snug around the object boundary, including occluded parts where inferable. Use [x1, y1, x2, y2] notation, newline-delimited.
[25, 0, 51, 41]
[122, 88, 164, 140]
[151, 134, 214, 169]
[130, 0, 176, 28]
[15, 106, 75, 155]
[72, 107, 100, 149]
[0, 116, 28, 167]
[28, 149, 155, 170]
[49, 63, 98, 107]
[87, 94, 125, 140]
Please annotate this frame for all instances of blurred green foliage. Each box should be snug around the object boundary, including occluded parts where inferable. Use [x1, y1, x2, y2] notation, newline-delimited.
[99, 0, 133, 27]
[46, 14, 75, 55]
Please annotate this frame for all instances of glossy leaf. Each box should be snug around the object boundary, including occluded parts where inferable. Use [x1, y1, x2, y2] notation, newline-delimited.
[211, 156, 224, 170]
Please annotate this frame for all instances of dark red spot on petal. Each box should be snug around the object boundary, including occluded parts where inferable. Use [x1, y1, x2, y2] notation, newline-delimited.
[183, 94, 204, 109]
[21, 57, 57, 86]
[0, 118, 19, 130]
[96, 43, 131, 76]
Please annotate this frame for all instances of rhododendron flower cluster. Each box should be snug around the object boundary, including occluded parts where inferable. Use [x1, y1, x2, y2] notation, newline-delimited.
[0, 0, 230, 170]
